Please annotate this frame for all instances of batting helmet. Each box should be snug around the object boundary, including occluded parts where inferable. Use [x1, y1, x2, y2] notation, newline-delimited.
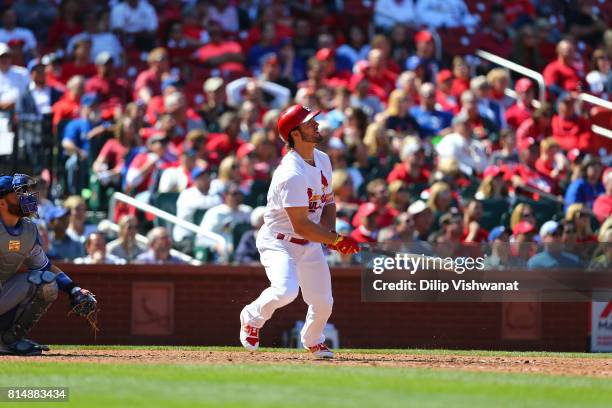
[277, 105, 320, 143]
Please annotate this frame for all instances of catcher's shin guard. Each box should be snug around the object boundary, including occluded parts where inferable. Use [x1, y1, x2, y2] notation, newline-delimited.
[0, 271, 58, 345]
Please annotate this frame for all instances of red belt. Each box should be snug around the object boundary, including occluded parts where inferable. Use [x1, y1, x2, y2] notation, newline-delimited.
[276, 233, 309, 245]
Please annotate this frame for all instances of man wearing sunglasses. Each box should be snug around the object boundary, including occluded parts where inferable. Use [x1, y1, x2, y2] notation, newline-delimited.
[239, 105, 360, 359]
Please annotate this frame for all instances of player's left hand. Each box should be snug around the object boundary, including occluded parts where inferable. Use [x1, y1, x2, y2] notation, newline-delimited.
[333, 235, 361, 255]
[70, 287, 97, 318]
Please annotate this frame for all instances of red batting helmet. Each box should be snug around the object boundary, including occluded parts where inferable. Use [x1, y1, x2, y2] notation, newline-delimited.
[277, 105, 320, 143]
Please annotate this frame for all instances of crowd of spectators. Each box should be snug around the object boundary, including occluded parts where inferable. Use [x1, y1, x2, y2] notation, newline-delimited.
[0, 0, 611, 268]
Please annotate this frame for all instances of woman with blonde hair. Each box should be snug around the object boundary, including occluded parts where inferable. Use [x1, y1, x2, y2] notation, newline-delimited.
[427, 181, 453, 214]
[209, 155, 241, 196]
[331, 169, 360, 215]
[486, 67, 513, 109]
[64, 195, 97, 244]
[388, 180, 411, 213]
[384, 89, 418, 133]
[510, 202, 537, 231]
[476, 168, 508, 200]
[565, 203, 597, 243]
[363, 121, 391, 158]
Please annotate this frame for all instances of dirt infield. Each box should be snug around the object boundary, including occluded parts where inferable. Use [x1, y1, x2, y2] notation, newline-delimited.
[3, 349, 611, 377]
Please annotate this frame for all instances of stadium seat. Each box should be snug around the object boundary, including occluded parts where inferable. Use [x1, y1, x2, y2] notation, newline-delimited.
[153, 192, 180, 229]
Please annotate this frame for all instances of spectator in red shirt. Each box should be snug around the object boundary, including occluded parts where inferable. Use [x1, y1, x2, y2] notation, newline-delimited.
[451, 56, 470, 99]
[315, 48, 351, 88]
[593, 168, 612, 224]
[61, 38, 97, 83]
[462, 199, 489, 243]
[505, 78, 535, 130]
[507, 137, 555, 196]
[352, 179, 396, 229]
[387, 137, 429, 185]
[516, 102, 553, 150]
[364, 48, 397, 98]
[195, 21, 245, 77]
[435, 69, 459, 114]
[551, 94, 593, 152]
[47, 0, 83, 49]
[125, 132, 178, 195]
[163, 91, 205, 146]
[350, 202, 379, 243]
[52, 75, 84, 128]
[477, 9, 513, 60]
[543, 39, 583, 96]
[206, 111, 245, 165]
[534, 137, 568, 184]
[43, 52, 66, 92]
[134, 47, 169, 104]
[85, 52, 130, 110]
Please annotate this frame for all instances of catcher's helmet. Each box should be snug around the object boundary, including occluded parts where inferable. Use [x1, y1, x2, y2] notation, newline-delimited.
[277, 105, 320, 143]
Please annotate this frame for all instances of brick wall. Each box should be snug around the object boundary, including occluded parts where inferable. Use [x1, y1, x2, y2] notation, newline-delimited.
[29, 264, 590, 351]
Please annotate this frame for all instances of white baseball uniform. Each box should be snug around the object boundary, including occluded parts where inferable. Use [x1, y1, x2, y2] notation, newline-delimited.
[240, 148, 334, 348]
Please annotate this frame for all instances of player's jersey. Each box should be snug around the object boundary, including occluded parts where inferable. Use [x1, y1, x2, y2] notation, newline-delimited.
[263, 148, 334, 238]
[0, 218, 50, 285]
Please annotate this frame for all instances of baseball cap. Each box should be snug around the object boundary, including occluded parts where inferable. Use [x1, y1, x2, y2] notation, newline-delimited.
[0, 175, 13, 196]
[405, 55, 424, 71]
[45, 206, 69, 223]
[437, 69, 453, 84]
[539, 220, 560, 237]
[488, 226, 507, 242]
[161, 77, 181, 92]
[191, 166, 208, 180]
[515, 78, 534, 93]
[95, 51, 113, 66]
[204, 77, 224, 93]
[0, 43, 10, 56]
[512, 221, 535, 236]
[236, 142, 255, 159]
[359, 202, 378, 218]
[407, 200, 428, 216]
[315, 48, 334, 61]
[262, 53, 279, 66]
[80, 93, 99, 107]
[27, 58, 45, 73]
[414, 30, 433, 44]
[277, 105, 320, 142]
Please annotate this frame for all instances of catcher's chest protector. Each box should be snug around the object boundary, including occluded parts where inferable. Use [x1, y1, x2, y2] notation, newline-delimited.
[0, 219, 38, 284]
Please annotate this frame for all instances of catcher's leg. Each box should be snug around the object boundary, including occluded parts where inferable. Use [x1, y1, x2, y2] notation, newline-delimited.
[296, 244, 333, 349]
[0, 271, 58, 355]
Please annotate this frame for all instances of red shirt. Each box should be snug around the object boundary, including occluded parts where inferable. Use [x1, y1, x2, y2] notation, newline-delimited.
[61, 61, 97, 82]
[85, 75, 131, 108]
[97, 139, 128, 172]
[206, 133, 245, 165]
[462, 225, 489, 243]
[366, 68, 397, 98]
[451, 77, 469, 99]
[543, 60, 582, 92]
[386, 164, 431, 185]
[350, 226, 378, 243]
[504, 163, 554, 195]
[516, 118, 547, 150]
[594, 194, 612, 223]
[551, 115, 593, 152]
[47, 19, 82, 49]
[52, 94, 80, 127]
[477, 31, 513, 60]
[351, 203, 397, 229]
[505, 102, 533, 130]
[134, 68, 162, 101]
[436, 90, 459, 114]
[196, 41, 245, 73]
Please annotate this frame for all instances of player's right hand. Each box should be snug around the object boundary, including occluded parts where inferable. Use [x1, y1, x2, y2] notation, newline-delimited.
[333, 235, 360, 255]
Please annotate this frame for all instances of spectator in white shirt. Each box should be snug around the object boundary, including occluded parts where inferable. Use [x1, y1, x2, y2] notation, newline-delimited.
[415, 0, 479, 29]
[75, 232, 126, 265]
[173, 165, 223, 246]
[196, 183, 252, 258]
[158, 148, 198, 193]
[374, 0, 417, 31]
[0, 8, 37, 55]
[226, 77, 290, 111]
[0, 43, 29, 111]
[110, 0, 158, 51]
[436, 113, 488, 176]
[107, 214, 147, 262]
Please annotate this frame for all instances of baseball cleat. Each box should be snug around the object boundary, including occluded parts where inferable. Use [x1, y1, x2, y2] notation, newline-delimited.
[307, 343, 334, 359]
[240, 324, 260, 351]
[0, 338, 49, 356]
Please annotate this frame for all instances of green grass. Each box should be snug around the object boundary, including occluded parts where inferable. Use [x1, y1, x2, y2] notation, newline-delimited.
[0, 347, 610, 408]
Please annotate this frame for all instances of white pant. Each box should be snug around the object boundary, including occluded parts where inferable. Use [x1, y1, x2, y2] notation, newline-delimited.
[240, 226, 333, 348]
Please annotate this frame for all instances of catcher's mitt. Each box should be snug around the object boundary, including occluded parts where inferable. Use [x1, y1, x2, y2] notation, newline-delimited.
[69, 288, 99, 335]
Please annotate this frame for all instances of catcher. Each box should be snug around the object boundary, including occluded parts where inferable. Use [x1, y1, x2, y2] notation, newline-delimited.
[0, 174, 97, 356]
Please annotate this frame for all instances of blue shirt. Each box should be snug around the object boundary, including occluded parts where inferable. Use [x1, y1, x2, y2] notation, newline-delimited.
[49, 235, 85, 261]
[62, 118, 93, 153]
[409, 106, 453, 137]
[527, 250, 582, 269]
[563, 178, 604, 212]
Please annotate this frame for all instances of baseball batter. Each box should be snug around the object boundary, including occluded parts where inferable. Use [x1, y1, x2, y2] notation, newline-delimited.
[0, 174, 97, 356]
[240, 105, 360, 359]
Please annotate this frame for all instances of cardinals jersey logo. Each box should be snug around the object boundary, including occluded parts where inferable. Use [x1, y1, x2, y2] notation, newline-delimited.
[321, 171, 328, 189]
[307, 187, 321, 213]
[8, 240, 20, 252]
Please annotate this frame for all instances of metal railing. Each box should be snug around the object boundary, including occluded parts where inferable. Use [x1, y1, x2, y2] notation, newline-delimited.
[97, 219, 201, 265]
[476, 49, 547, 104]
[112, 191, 226, 251]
